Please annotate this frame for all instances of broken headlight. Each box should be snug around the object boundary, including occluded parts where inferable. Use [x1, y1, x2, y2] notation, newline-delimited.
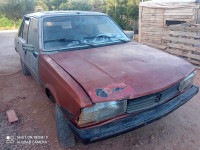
[179, 71, 196, 92]
[78, 100, 127, 126]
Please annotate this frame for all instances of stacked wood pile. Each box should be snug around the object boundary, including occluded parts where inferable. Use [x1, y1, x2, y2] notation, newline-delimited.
[138, 2, 200, 48]
[162, 23, 200, 67]
[138, 2, 200, 67]
[139, 7, 165, 48]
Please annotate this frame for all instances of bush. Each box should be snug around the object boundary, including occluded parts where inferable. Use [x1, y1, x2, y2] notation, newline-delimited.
[0, 16, 13, 27]
[0, 15, 22, 29]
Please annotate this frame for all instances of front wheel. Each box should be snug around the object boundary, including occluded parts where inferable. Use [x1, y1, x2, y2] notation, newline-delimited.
[55, 103, 76, 148]
[20, 59, 30, 76]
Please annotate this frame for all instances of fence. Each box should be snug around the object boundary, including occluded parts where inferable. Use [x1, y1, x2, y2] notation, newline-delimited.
[162, 23, 200, 67]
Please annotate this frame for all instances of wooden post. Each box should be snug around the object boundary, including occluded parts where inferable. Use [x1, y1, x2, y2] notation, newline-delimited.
[138, 5, 142, 43]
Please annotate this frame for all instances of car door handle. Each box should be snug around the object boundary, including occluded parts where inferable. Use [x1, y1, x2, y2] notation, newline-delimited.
[33, 51, 38, 58]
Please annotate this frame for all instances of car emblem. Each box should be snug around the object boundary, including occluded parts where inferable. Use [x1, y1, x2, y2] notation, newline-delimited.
[155, 93, 162, 103]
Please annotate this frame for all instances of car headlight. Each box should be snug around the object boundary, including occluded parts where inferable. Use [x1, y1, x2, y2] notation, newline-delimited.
[78, 100, 127, 126]
[179, 71, 196, 92]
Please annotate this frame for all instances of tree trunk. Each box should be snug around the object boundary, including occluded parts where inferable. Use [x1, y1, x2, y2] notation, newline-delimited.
[14, 20, 17, 29]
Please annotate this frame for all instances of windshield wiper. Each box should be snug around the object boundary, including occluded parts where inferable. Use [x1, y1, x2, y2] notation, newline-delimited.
[44, 38, 94, 47]
[116, 38, 130, 43]
[85, 34, 130, 43]
[80, 41, 94, 47]
[44, 38, 79, 43]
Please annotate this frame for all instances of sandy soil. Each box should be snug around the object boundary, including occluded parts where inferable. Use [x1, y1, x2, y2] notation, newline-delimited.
[0, 31, 200, 150]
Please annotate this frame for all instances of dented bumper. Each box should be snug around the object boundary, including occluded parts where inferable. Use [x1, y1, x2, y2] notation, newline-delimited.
[68, 85, 199, 143]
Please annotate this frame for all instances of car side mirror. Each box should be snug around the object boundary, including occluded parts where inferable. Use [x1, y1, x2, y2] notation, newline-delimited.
[124, 31, 134, 39]
[22, 43, 34, 52]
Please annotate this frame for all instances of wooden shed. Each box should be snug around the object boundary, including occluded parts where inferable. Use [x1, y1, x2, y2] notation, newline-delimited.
[138, 0, 200, 48]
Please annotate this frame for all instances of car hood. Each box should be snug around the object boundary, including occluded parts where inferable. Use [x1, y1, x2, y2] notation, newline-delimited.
[49, 42, 195, 103]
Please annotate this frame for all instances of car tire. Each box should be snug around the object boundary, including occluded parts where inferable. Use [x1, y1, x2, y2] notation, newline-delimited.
[46, 90, 56, 103]
[55, 103, 76, 148]
[20, 59, 30, 76]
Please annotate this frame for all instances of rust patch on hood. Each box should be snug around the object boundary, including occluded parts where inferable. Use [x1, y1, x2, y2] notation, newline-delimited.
[89, 83, 135, 102]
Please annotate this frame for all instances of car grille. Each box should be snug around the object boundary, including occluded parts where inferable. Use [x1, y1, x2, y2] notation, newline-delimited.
[126, 83, 180, 114]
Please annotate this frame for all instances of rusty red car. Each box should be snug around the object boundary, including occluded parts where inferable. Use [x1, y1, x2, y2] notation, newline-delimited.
[15, 11, 199, 148]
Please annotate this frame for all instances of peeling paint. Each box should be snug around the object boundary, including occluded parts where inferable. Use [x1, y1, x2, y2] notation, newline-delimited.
[95, 89, 109, 98]
[89, 83, 135, 102]
[112, 86, 128, 93]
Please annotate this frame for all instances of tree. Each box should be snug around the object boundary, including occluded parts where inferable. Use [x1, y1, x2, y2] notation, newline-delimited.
[36, 0, 92, 11]
[90, 0, 104, 9]
[0, 0, 35, 28]
[59, 0, 92, 11]
[35, 0, 67, 11]
[102, 0, 140, 30]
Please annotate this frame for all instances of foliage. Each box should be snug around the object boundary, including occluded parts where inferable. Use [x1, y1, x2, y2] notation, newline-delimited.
[0, 15, 21, 29]
[35, 0, 67, 11]
[0, 0, 35, 28]
[90, 0, 104, 9]
[59, 0, 92, 11]
[36, 0, 92, 11]
[35, 0, 141, 30]
[102, 0, 140, 30]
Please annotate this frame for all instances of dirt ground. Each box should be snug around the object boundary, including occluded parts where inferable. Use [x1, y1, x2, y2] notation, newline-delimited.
[0, 30, 200, 150]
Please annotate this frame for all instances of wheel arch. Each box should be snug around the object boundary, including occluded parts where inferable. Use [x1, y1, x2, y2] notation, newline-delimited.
[45, 84, 61, 105]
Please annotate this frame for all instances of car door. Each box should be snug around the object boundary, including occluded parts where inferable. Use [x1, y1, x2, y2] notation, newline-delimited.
[17, 17, 30, 66]
[27, 17, 39, 79]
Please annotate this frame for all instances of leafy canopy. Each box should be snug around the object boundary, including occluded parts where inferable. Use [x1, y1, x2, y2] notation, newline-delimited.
[35, 0, 67, 11]
[59, 0, 92, 11]
[102, 0, 140, 30]
[36, 0, 92, 11]
[0, 0, 35, 21]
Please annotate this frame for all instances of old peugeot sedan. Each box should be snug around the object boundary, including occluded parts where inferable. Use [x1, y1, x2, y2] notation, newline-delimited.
[15, 11, 199, 148]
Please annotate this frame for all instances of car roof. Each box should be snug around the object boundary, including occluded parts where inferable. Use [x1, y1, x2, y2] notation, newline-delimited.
[25, 11, 106, 18]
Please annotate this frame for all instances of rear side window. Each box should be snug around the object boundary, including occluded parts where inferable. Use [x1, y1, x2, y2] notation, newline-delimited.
[28, 18, 39, 51]
[22, 19, 30, 41]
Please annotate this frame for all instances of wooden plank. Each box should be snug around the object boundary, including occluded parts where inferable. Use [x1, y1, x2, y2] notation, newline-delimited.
[163, 36, 200, 45]
[165, 16, 193, 20]
[167, 43, 200, 53]
[138, 6, 142, 43]
[165, 15, 193, 18]
[165, 9, 194, 13]
[155, 9, 165, 13]
[142, 33, 161, 36]
[141, 20, 164, 23]
[163, 30, 200, 38]
[166, 48, 200, 60]
[188, 59, 200, 65]
[141, 13, 164, 16]
[142, 24, 163, 27]
[168, 25, 200, 32]
[164, 12, 194, 16]
[165, 16, 194, 20]
[141, 28, 163, 32]
[197, 8, 200, 24]
[142, 31, 162, 34]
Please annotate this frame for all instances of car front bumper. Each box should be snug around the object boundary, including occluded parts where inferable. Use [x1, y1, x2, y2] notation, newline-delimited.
[68, 85, 199, 143]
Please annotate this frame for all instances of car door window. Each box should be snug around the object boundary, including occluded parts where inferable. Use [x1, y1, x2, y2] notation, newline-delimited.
[22, 19, 30, 41]
[28, 18, 39, 51]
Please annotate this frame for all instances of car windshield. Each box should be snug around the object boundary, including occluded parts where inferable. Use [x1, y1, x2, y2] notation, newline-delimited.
[43, 15, 130, 51]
